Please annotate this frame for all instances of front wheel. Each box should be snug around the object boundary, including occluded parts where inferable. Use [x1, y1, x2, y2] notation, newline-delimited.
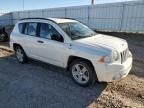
[70, 59, 96, 87]
[15, 46, 27, 63]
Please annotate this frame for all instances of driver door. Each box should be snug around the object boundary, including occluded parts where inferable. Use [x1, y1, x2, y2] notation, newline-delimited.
[35, 23, 67, 67]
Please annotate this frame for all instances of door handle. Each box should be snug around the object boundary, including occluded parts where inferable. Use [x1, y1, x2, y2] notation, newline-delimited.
[37, 40, 44, 43]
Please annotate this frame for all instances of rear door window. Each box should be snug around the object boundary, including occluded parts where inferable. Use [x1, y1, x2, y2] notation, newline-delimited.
[24, 22, 37, 36]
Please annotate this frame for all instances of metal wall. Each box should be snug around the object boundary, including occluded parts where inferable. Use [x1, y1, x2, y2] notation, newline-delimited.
[121, 1, 144, 32]
[1, 0, 144, 33]
[0, 12, 12, 25]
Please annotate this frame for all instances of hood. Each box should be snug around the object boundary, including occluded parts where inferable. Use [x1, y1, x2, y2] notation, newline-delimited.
[74, 34, 128, 52]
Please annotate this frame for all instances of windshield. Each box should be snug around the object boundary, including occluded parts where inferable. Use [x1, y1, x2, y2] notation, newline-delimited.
[59, 22, 96, 40]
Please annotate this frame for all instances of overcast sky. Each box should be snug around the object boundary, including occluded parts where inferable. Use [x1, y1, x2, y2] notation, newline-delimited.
[0, 0, 136, 12]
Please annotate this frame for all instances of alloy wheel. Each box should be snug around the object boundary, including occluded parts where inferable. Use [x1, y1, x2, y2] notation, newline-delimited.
[72, 64, 89, 84]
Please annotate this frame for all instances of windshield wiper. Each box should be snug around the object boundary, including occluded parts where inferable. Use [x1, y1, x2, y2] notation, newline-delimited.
[90, 33, 96, 37]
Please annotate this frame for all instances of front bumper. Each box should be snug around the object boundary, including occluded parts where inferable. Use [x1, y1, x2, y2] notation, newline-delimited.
[92, 57, 133, 82]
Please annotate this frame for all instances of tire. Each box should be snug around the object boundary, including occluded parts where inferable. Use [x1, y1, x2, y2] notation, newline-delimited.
[4, 32, 9, 41]
[14, 46, 27, 63]
[0, 33, 8, 42]
[70, 59, 96, 87]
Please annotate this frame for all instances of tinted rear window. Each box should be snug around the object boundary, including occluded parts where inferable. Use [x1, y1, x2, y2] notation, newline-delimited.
[18, 23, 26, 34]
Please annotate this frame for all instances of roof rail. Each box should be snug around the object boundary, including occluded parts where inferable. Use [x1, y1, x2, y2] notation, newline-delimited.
[20, 18, 48, 20]
[20, 17, 57, 24]
[20, 17, 78, 21]
[57, 17, 76, 20]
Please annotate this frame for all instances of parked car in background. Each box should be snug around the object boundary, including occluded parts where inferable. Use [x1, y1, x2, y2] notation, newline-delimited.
[0, 26, 8, 42]
[10, 18, 133, 86]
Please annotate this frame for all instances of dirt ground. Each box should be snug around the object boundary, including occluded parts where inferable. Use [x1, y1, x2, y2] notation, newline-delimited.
[0, 32, 144, 108]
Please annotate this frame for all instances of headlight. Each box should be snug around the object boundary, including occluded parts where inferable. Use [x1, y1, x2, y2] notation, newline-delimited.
[112, 50, 119, 61]
[128, 49, 132, 57]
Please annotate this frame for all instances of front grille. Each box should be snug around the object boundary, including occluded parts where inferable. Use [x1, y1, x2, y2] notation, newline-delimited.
[120, 49, 128, 64]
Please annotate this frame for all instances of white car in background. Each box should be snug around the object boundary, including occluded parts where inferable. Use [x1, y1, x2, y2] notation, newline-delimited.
[10, 18, 133, 86]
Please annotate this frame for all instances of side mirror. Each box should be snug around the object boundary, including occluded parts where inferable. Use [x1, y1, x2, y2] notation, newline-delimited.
[51, 34, 64, 42]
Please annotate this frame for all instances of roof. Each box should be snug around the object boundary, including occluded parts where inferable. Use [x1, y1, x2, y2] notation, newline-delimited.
[48, 18, 77, 23]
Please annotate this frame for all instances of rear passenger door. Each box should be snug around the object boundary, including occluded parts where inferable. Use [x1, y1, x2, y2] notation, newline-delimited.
[22, 22, 41, 59]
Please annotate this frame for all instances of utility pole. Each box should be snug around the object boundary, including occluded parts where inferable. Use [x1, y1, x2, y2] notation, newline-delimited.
[23, 0, 24, 10]
[91, 0, 95, 5]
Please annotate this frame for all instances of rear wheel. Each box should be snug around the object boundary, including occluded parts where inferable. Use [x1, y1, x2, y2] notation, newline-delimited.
[15, 46, 27, 63]
[70, 59, 96, 86]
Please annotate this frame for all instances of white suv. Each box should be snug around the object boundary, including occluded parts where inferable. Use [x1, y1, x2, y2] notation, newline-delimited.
[10, 18, 132, 86]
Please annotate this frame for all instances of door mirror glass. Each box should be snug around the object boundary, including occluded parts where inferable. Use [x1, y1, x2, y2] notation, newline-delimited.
[51, 34, 64, 42]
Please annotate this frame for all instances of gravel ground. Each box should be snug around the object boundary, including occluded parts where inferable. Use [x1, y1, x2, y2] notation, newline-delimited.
[0, 32, 144, 108]
[0, 47, 106, 108]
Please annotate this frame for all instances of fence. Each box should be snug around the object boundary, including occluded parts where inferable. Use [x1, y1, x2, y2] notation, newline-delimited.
[0, 0, 144, 33]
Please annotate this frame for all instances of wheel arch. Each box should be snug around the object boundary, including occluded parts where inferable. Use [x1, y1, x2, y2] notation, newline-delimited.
[13, 43, 27, 56]
[13, 43, 23, 51]
[66, 55, 95, 72]
[67, 55, 98, 85]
